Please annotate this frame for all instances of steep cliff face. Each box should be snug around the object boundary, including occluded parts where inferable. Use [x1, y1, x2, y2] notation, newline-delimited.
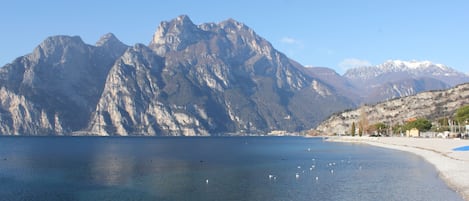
[88, 16, 353, 136]
[315, 83, 469, 135]
[0, 87, 58, 135]
[0, 15, 354, 135]
[89, 44, 211, 136]
[0, 34, 127, 135]
[305, 67, 361, 104]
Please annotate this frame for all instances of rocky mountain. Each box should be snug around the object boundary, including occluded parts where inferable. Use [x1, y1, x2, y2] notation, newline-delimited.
[0, 15, 353, 136]
[343, 60, 469, 103]
[315, 83, 469, 135]
[344, 60, 469, 85]
[2, 15, 467, 136]
[305, 67, 361, 104]
[365, 77, 450, 104]
[0, 34, 127, 134]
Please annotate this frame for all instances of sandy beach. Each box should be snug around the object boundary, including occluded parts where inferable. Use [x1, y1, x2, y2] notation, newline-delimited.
[327, 136, 469, 201]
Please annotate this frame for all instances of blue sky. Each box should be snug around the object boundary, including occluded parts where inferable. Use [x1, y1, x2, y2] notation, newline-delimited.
[1, 0, 468, 74]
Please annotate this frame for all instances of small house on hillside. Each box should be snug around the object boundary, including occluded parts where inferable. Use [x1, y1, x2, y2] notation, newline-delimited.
[406, 128, 420, 137]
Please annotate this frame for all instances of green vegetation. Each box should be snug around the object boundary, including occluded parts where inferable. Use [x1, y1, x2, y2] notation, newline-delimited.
[373, 122, 388, 135]
[432, 117, 450, 132]
[392, 124, 404, 135]
[404, 118, 432, 132]
[351, 122, 356, 137]
[455, 105, 469, 125]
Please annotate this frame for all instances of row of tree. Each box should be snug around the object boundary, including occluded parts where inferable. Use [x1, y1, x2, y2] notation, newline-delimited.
[350, 105, 469, 136]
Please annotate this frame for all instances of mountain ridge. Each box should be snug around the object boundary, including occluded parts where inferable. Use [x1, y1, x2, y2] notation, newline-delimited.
[340, 60, 469, 103]
[344, 60, 469, 85]
[0, 15, 468, 136]
[0, 16, 354, 136]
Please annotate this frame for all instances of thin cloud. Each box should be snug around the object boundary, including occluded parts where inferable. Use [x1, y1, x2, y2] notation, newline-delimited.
[278, 37, 304, 60]
[280, 37, 301, 45]
[339, 58, 372, 70]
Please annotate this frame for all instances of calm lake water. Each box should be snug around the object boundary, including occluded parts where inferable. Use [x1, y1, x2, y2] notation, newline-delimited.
[0, 136, 463, 201]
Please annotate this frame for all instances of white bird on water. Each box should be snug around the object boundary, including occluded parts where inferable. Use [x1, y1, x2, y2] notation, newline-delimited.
[206, 179, 209, 184]
[268, 174, 277, 180]
[295, 173, 300, 179]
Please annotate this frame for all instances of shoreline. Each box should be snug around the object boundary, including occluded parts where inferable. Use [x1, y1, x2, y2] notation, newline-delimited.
[327, 136, 469, 201]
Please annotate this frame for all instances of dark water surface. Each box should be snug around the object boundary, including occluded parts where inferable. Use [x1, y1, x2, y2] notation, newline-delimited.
[0, 136, 463, 201]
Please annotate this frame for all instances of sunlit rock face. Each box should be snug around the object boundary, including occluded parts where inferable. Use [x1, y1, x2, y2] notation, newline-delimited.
[3, 16, 468, 136]
[0, 34, 127, 135]
[89, 16, 354, 136]
[0, 16, 355, 135]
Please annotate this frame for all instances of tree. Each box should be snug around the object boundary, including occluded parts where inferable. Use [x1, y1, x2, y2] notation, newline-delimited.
[404, 118, 432, 132]
[351, 122, 356, 137]
[373, 122, 388, 135]
[455, 105, 469, 125]
[434, 117, 450, 132]
[358, 108, 369, 137]
[392, 124, 404, 136]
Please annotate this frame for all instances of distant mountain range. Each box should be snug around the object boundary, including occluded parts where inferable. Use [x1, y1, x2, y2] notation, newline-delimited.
[310, 60, 469, 104]
[0, 15, 468, 135]
[343, 60, 469, 103]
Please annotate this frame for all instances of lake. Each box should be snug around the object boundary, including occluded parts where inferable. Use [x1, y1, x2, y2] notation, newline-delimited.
[0, 136, 463, 201]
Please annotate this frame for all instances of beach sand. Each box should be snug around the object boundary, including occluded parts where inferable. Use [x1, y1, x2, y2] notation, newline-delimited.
[328, 136, 469, 201]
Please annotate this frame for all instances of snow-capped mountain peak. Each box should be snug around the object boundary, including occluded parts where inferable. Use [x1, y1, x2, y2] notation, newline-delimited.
[344, 59, 468, 83]
[380, 60, 448, 71]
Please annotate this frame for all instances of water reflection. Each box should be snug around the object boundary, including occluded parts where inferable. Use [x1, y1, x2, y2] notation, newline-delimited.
[0, 137, 464, 201]
[86, 137, 198, 197]
[88, 142, 135, 186]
